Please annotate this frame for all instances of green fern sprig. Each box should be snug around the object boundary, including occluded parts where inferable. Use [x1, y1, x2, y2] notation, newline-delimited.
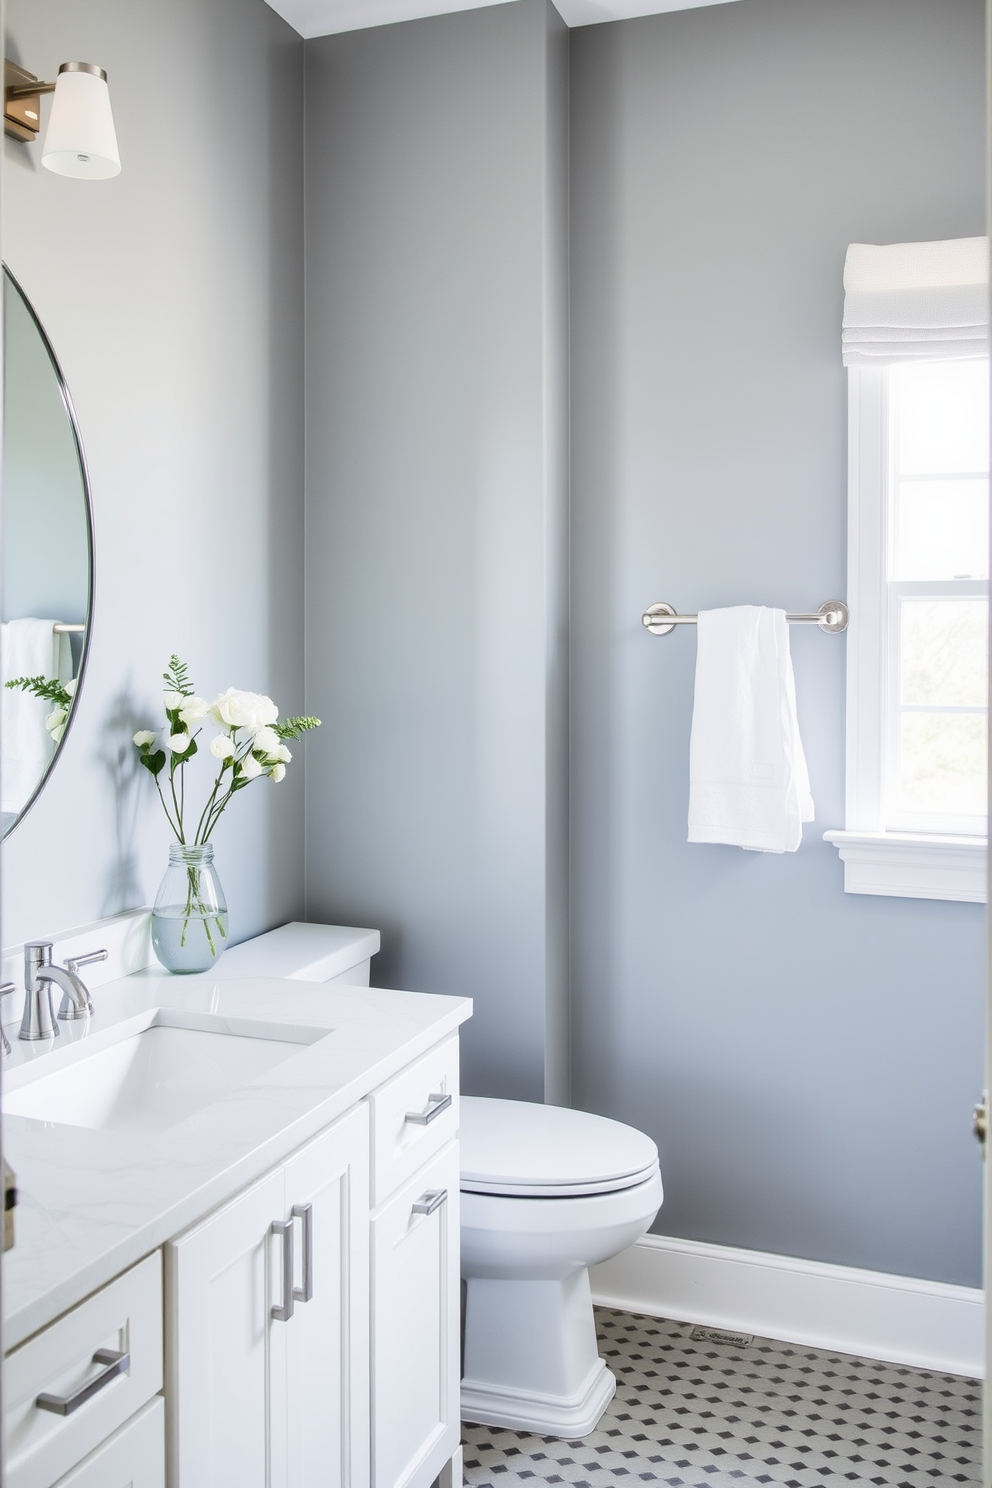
[274, 716, 321, 741]
[162, 655, 194, 697]
[5, 674, 73, 711]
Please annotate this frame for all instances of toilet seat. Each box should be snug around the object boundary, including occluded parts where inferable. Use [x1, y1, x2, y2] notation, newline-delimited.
[460, 1096, 659, 1197]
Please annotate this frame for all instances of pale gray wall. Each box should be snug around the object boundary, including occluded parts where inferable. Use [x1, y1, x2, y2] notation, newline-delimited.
[569, 0, 986, 1285]
[304, 0, 569, 1101]
[2, 0, 305, 946]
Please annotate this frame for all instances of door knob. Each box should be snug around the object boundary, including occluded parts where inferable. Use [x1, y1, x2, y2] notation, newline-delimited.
[972, 1091, 987, 1154]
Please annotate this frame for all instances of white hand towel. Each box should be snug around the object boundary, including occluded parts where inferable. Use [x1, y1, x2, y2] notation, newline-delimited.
[687, 606, 813, 853]
[1, 619, 73, 816]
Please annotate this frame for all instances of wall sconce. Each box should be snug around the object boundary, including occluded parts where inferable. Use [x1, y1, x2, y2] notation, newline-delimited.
[4, 59, 120, 178]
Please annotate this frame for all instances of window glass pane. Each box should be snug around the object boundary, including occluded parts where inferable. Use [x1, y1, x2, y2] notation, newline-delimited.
[892, 360, 989, 476]
[893, 478, 989, 580]
[897, 711, 987, 819]
[900, 598, 988, 707]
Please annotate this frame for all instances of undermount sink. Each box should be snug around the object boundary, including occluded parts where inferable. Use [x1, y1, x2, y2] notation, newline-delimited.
[2, 1009, 328, 1135]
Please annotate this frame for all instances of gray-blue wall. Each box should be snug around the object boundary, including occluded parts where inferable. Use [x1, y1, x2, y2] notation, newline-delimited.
[304, 0, 570, 1102]
[12, 0, 979, 1294]
[569, 0, 986, 1286]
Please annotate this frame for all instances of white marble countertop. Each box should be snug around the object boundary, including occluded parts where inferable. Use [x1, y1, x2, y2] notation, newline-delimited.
[2, 970, 471, 1351]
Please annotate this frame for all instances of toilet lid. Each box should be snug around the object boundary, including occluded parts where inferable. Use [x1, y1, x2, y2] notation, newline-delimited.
[460, 1096, 659, 1197]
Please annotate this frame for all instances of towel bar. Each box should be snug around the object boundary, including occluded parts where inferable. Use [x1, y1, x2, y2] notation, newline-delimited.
[641, 600, 848, 637]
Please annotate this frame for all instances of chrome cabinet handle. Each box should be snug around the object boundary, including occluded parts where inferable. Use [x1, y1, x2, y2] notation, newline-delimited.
[405, 1092, 452, 1126]
[412, 1188, 447, 1216]
[292, 1203, 313, 1304]
[36, 1348, 129, 1416]
[271, 1219, 295, 1322]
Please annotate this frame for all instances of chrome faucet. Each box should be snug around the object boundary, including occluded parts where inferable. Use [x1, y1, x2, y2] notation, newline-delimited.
[19, 942, 105, 1041]
[0, 983, 15, 1055]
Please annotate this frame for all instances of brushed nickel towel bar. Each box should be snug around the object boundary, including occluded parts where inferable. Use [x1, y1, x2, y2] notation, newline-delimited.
[641, 600, 849, 637]
[53, 623, 85, 633]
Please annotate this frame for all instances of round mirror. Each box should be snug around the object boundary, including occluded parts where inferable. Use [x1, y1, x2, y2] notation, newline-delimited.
[1, 266, 93, 837]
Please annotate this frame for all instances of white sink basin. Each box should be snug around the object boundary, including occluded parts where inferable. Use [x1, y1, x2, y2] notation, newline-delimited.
[3, 1010, 327, 1135]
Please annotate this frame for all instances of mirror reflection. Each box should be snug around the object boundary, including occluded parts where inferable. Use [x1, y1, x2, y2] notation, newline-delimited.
[1, 267, 92, 836]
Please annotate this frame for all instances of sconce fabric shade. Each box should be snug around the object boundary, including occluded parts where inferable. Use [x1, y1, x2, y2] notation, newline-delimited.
[42, 63, 120, 179]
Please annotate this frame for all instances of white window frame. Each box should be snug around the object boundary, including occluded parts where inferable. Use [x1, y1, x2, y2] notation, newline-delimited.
[823, 364, 988, 903]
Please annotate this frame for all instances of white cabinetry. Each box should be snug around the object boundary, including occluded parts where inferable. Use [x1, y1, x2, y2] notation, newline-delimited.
[371, 1143, 460, 1488]
[166, 1105, 370, 1488]
[50, 1398, 165, 1488]
[5, 1007, 465, 1488]
[4, 1253, 163, 1488]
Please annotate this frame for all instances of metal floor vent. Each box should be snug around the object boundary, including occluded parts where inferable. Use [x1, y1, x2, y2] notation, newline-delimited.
[688, 1324, 754, 1348]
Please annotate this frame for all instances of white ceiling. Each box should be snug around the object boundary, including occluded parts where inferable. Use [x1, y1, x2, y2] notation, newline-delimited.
[263, 0, 741, 40]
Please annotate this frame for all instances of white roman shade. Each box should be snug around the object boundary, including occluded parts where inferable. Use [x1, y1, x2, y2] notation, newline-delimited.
[842, 236, 989, 365]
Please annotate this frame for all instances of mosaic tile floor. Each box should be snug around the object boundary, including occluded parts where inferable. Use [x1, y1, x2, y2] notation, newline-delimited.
[462, 1308, 981, 1488]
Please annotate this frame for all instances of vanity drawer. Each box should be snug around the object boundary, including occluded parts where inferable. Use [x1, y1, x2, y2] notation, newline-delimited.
[51, 1397, 164, 1488]
[5, 1251, 163, 1488]
[370, 1036, 459, 1205]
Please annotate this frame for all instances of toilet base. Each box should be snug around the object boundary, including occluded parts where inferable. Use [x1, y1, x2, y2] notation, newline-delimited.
[461, 1270, 617, 1438]
[461, 1356, 616, 1437]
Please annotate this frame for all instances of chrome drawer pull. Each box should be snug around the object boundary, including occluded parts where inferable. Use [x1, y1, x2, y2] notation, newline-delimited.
[405, 1092, 451, 1126]
[292, 1203, 314, 1304]
[36, 1347, 129, 1416]
[271, 1218, 295, 1322]
[412, 1188, 447, 1217]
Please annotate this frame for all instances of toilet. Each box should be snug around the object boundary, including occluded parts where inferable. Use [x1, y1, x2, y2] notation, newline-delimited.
[214, 924, 661, 1439]
[460, 1096, 663, 1438]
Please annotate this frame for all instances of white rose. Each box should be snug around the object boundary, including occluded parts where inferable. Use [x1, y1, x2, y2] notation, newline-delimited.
[179, 695, 210, 727]
[275, 744, 292, 763]
[133, 729, 156, 748]
[210, 734, 236, 761]
[168, 732, 192, 754]
[46, 707, 67, 729]
[163, 691, 185, 710]
[269, 763, 286, 783]
[50, 723, 65, 744]
[252, 725, 281, 756]
[65, 678, 77, 698]
[210, 688, 279, 732]
[238, 753, 264, 781]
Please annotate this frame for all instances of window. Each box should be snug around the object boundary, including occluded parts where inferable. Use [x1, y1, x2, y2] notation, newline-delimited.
[825, 238, 989, 902]
[886, 361, 988, 834]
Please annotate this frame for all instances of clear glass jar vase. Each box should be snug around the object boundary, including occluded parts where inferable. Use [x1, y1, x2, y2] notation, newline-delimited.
[151, 842, 229, 974]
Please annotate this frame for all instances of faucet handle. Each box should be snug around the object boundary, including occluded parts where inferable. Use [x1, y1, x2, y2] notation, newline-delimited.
[56, 949, 105, 1021]
[0, 983, 15, 1057]
[66, 949, 108, 976]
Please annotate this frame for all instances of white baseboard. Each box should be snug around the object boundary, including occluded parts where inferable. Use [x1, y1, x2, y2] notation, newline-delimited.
[590, 1233, 984, 1379]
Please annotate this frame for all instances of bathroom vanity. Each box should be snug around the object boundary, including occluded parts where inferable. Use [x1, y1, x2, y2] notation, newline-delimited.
[1, 922, 471, 1488]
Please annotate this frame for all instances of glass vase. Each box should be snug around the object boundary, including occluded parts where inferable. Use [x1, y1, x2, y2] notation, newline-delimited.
[151, 842, 229, 974]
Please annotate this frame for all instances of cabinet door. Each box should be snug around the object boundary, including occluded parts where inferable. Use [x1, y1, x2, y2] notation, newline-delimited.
[371, 1142, 460, 1488]
[273, 1105, 371, 1488]
[165, 1168, 284, 1488]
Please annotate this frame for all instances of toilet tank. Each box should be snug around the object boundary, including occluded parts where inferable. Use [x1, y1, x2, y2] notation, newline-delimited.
[210, 921, 380, 985]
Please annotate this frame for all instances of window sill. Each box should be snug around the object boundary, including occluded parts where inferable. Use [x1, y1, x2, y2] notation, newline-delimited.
[823, 830, 987, 903]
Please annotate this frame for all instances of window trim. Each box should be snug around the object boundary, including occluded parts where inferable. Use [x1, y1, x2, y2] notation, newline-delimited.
[825, 365, 988, 902]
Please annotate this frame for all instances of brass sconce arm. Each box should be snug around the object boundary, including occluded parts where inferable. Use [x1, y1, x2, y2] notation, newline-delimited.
[4, 61, 54, 141]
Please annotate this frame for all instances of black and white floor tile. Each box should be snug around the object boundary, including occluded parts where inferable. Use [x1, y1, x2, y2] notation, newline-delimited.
[462, 1308, 980, 1488]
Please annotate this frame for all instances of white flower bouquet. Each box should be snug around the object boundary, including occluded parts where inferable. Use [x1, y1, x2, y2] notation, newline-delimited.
[135, 656, 320, 970]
